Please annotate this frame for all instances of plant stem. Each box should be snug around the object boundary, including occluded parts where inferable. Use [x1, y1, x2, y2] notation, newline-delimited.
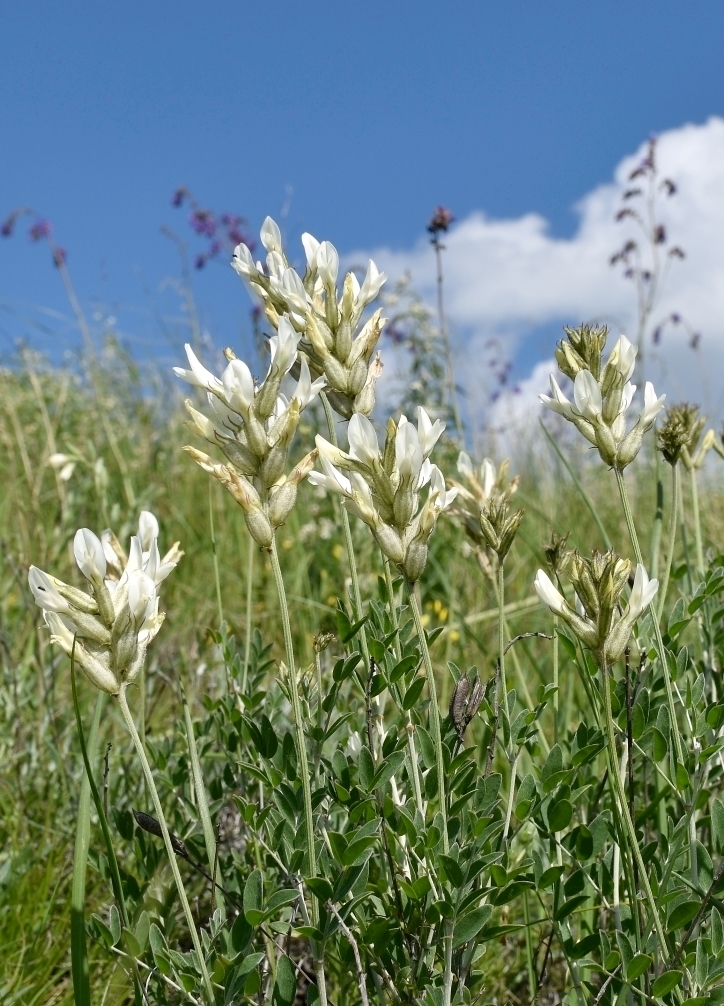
[242, 540, 254, 695]
[432, 236, 464, 442]
[71, 690, 105, 1006]
[407, 582, 448, 854]
[118, 686, 216, 1006]
[497, 561, 511, 752]
[600, 659, 669, 960]
[540, 420, 612, 549]
[384, 558, 425, 820]
[553, 614, 559, 743]
[404, 579, 455, 1006]
[181, 682, 224, 915]
[651, 454, 664, 579]
[657, 462, 679, 623]
[320, 394, 370, 661]
[209, 480, 224, 629]
[689, 466, 705, 579]
[269, 536, 328, 1006]
[614, 467, 685, 770]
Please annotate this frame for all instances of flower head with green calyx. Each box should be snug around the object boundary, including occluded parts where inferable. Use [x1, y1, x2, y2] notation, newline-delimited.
[657, 402, 716, 472]
[231, 216, 388, 418]
[542, 530, 570, 576]
[534, 549, 658, 664]
[309, 406, 456, 581]
[541, 327, 665, 468]
[28, 511, 180, 695]
[447, 453, 521, 574]
[175, 321, 325, 544]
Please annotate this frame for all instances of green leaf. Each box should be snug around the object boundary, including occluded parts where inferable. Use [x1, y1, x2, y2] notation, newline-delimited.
[452, 906, 493, 947]
[134, 911, 150, 954]
[230, 912, 253, 955]
[626, 953, 653, 981]
[558, 633, 577, 659]
[390, 655, 418, 682]
[368, 637, 386, 662]
[711, 907, 723, 955]
[274, 955, 297, 1005]
[712, 798, 724, 853]
[266, 890, 300, 913]
[402, 676, 426, 711]
[554, 895, 588, 921]
[239, 952, 266, 977]
[651, 726, 668, 762]
[668, 900, 700, 931]
[371, 750, 406, 791]
[358, 747, 374, 790]
[122, 927, 141, 958]
[538, 865, 565, 889]
[109, 904, 121, 946]
[696, 936, 709, 989]
[306, 877, 333, 902]
[652, 970, 683, 997]
[548, 798, 573, 832]
[342, 835, 378, 866]
[439, 855, 464, 888]
[570, 933, 600, 960]
[244, 869, 263, 920]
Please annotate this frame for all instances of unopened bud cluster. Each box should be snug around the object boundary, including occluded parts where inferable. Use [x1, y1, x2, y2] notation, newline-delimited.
[28, 512, 181, 694]
[534, 548, 658, 664]
[447, 452, 524, 562]
[175, 321, 323, 546]
[308, 407, 457, 582]
[232, 217, 387, 419]
[541, 326, 665, 468]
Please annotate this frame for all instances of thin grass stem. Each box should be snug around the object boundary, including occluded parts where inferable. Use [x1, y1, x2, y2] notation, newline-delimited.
[657, 462, 679, 623]
[269, 535, 328, 1006]
[614, 466, 686, 771]
[117, 685, 215, 1006]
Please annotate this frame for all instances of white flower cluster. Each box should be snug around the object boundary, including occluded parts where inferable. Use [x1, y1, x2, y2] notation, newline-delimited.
[309, 407, 457, 581]
[232, 217, 387, 418]
[540, 333, 665, 468]
[29, 512, 181, 695]
[175, 321, 323, 546]
[534, 553, 658, 663]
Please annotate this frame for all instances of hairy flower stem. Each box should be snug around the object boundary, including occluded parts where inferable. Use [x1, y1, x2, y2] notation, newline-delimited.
[497, 562, 511, 754]
[600, 660, 669, 960]
[614, 467, 686, 770]
[689, 467, 705, 579]
[408, 575, 455, 1006]
[242, 542, 254, 695]
[383, 558, 425, 820]
[320, 394, 372, 666]
[553, 614, 559, 743]
[657, 463, 680, 623]
[269, 536, 328, 1006]
[117, 686, 216, 1006]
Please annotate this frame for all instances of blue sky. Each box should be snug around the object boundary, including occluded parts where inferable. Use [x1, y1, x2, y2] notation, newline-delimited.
[1, 1, 723, 367]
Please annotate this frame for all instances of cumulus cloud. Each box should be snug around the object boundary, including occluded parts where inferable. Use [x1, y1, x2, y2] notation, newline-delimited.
[353, 117, 724, 435]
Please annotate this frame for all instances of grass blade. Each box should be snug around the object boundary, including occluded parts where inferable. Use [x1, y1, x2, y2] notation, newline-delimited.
[71, 690, 106, 1006]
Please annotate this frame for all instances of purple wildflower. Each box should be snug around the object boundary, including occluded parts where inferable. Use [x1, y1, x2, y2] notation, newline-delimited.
[171, 187, 187, 207]
[29, 219, 52, 241]
[428, 205, 455, 235]
[52, 247, 67, 267]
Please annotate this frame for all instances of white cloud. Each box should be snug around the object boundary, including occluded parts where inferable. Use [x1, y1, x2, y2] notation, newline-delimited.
[353, 117, 724, 431]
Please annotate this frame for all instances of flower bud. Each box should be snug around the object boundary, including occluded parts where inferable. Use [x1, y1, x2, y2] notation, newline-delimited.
[373, 524, 405, 566]
[593, 422, 618, 466]
[347, 357, 368, 396]
[616, 426, 644, 468]
[268, 482, 297, 527]
[259, 442, 289, 488]
[403, 540, 428, 582]
[322, 355, 349, 393]
[244, 509, 274, 548]
[244, 411, 271, 458]
[393, 484, 418, 529]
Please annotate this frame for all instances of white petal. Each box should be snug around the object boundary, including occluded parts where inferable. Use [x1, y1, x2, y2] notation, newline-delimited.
[260, 216, 283, 254]
[301, 232, 320, 270]
[28, 567, 71, 614]
[573, 370, 603, 422]
[74, 528, 107, 584]
[534, 569, 566, 616]
[222, 358, 255, 414]
[138, 511, 159, 552]
[348, 414, 380, 466]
